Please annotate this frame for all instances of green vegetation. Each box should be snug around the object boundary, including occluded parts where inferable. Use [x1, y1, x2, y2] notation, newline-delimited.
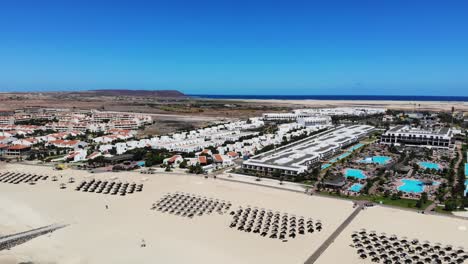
[319, 192, 432, 210]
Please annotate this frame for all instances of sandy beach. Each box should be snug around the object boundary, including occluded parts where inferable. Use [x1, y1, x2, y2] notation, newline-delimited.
[315, 206, 468, 264]
[1, 164, 467, 264]
[0, 164, 354, 264]
[237, 99, 468, 112]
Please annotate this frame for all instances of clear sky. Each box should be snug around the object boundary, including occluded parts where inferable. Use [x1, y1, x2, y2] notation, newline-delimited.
[1, 0, 467, 96]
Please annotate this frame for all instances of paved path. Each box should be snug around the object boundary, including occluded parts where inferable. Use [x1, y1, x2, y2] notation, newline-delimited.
[424, 202, 436, 214]
[304, 203, 364, 264]
[0, 223, 68, 251]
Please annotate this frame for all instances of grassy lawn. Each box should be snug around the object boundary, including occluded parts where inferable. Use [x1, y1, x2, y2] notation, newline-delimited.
[318, 191, 431, 210]
[434, 206, 467, 215]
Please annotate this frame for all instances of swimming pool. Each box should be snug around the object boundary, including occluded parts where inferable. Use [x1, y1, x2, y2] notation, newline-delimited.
[464, 179, 468, 197]
[321, 163, 331, 170]
[348, 143, 364, 152]
[329, 152, 351, 163]
[359, 156, 391, 165]
[349, 183, 363, 192]
[345, 169, 367, 179]
[398, 179, 425, 193]
[465, 163, 468, 177]
[419, 162, 441, 170]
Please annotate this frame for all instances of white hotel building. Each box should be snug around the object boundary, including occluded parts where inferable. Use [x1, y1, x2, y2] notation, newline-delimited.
[242, 125, 375, 177]
[380, 125, 454, 149]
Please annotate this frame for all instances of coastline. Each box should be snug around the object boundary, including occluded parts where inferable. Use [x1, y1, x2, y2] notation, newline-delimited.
[223, 99, 468, 111]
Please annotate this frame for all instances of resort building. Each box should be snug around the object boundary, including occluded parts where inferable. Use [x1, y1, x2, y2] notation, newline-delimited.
[242, 125, 375, 177]
[380, 125, 454, 149]
[262, 113, 300, 121]
[293, 107, 386, 116]
[297, 116, 332, 127]
[5, 145, 31, 157]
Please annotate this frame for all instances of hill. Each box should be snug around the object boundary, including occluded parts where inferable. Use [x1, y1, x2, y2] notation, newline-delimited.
[88, 89, 186, 97]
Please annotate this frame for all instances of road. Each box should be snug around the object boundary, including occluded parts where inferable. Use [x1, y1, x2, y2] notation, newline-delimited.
[304, 202, 365, 264]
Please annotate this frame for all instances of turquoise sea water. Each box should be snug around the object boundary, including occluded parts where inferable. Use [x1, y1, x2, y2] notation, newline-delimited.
[419, 162, 440, 170]
[345, 169, 367, 179]
[349, 183, 363, 192]
[398, 179, 425, 193]
[359, 156, 391, 165]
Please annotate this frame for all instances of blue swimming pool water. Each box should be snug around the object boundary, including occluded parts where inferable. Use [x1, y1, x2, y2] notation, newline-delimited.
[465, 163, 468, 177]
[398, 179, 425, 193]
[348, 143, 364, 152]
[349, 183, 363, 192]
[329, 152, 351, 163]
[419, 162, 440, 170]
[321, 163, 331, 170]
[359, 156, 391, 165]
[464, 179, 468, 196]
[345, 169, 367, 179]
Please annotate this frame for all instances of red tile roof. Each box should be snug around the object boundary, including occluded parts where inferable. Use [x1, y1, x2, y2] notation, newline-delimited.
[198, 156, 207, 164]
[7, 144, 31, 150]
[168, 155, 182, 163]
[0, 143, 8, 149]
[213, 154, 223, 162]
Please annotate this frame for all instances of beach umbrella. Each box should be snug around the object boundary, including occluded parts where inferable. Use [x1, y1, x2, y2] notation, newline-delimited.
[360, 254, 367, 259]
[371, 257, 380, 262]
[445, 245, 453, 251]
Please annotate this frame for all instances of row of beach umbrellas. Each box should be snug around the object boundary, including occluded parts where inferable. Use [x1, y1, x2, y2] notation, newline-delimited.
[0, 171, 48, 185]
[351, 229, 467, 264]
[75, 179, 143, 195]
[229, 206, 322, 241]
[152, 192, 232, 218]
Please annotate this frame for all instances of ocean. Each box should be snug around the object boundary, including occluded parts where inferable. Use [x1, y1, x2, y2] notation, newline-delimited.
[189, 94, 468, 102]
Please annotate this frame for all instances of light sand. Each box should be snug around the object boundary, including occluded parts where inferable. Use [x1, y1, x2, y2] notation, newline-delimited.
[315, 206, 468, 264]
[0, 164, 355, 264]
[2, 164, 467, 264]
[236, 99, 468, 112]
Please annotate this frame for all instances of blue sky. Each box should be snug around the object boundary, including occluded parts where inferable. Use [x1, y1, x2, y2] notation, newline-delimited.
[0, 1, 467, 96]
